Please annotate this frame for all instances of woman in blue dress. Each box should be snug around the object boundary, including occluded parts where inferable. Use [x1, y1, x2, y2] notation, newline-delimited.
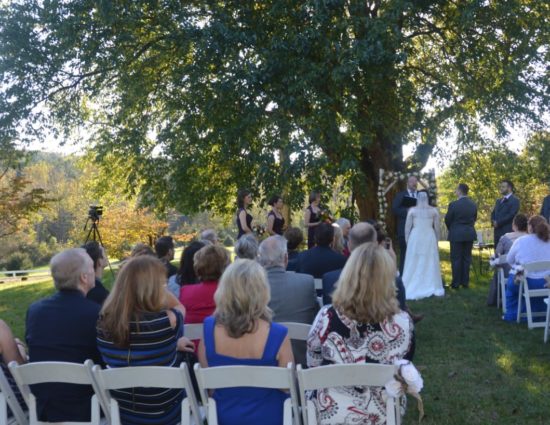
[198, 259, 294, 425]
[504, 215, 550, 321]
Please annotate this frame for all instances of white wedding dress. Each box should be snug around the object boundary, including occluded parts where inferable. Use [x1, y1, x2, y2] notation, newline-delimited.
[402, 192, 445, 300]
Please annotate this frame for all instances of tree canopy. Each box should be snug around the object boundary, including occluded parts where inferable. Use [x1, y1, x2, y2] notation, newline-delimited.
[1, 1, 548, 221]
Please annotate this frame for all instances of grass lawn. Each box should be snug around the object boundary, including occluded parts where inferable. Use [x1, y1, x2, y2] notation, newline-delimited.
[1, 243, 549, 424]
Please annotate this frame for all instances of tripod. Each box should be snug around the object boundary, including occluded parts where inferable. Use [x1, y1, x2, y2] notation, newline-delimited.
[84, 217, 114, 276]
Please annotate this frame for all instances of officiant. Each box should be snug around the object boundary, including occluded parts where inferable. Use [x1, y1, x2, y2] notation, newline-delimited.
[392, 175, 422, 274]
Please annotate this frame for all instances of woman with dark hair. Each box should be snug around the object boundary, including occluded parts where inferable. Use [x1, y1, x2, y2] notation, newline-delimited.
[82, 241, 109, 305]
[266, 195, 285, 236]
[167, 241, 206, 297]
[97, 256, 195, 425]
[504, 215, 550, 321]
[487, 214, 528, 306]
[284, 227, 304, 271]
[304, 191, 321, 249]
[236, 189, 254, 239]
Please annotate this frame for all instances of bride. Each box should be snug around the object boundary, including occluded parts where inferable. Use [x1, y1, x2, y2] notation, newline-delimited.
[402, 191, 445, 300]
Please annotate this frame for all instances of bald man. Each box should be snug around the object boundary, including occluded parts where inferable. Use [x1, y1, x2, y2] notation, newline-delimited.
[25, 248, 103, 423]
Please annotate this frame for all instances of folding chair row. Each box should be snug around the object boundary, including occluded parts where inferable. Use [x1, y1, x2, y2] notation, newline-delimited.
[0, 365, 27, 425]
[516, 261, 550, 332]
[7, 360, 401, 425]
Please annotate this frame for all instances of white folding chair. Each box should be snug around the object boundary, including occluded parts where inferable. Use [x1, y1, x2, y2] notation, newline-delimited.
[194, 363, 299, 425]
[8, 360, 104, 425]
[279, 322, 311, 341]
[544, 297, 550, 343]
[0, 365, 28, 425]
[496, 254, 507, 312]
[91, 363, 202, 425]
[296, 363, 400, 425]
[516, 261, 550, 329]
[184, 323, 204, 341]
[313, 279, 322, 291]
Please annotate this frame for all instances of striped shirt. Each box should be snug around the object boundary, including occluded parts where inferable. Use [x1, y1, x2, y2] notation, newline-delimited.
[97, 309, 184, 425]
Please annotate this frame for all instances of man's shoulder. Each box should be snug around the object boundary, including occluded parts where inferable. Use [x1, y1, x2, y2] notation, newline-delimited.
[286, 271, 314, 284]
[323, 268, 342, 280]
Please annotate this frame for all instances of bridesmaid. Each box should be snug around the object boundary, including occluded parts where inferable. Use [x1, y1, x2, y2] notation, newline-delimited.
[304, 191, 322, 249]
[236, 189, 254, 239]
[266, 195, 285, 236]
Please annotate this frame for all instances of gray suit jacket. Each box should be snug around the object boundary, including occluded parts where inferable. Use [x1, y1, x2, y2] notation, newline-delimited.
[445, 196, 478, 242]
[266, 266, 319, 366]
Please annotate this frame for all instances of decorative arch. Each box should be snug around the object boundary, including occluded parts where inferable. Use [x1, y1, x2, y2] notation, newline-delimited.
[377, 169, 438, 226]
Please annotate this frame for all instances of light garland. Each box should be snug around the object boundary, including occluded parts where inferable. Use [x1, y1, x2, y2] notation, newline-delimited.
[377, 169, 438, 227]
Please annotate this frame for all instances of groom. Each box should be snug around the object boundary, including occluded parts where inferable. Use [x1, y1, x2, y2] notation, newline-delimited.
[445, 183, 478, 289]
[392, 175, 419, 274]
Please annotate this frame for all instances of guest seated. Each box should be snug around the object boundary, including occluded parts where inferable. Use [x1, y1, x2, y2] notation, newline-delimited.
[0, 319, 27, 416]
[198, 259, 294, 425]
[308, 242, 415, 425]
[297, 223, 347, 278]
[487, 214, 528, 306]
[200, 228, 218, 245]
[234, 233, 259, 259]
[155, 235, 178, 278]
[97, 255, 194, 425]
[179, 245, 230, 325]
[82, 241, 109, 305]
[284, 227, 303, 271]
[167, 241, 206, 297]
[335, 218, 351, 256]
[331, 224, 345, 255]
[504, 215, 550, 321]
[25, 248, 103, 422]
[259, 235, 319, 365]
[130, 242, 156, 257]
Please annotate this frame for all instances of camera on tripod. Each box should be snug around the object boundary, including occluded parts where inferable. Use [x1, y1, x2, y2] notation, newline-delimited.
[88, 205, 103, 222]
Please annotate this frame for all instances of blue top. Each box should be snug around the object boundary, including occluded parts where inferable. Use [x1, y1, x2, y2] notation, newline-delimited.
[97, 309, 185, 425]
[203, 316, 289, 425]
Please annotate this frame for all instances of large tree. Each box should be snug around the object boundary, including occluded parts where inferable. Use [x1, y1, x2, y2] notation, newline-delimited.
[1, 1, 548, 222]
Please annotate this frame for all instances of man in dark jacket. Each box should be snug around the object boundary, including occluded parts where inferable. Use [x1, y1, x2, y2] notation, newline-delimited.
[490, 180, 520, 246]
[445, 183, 478, 289]
[26, 248, 103, 422]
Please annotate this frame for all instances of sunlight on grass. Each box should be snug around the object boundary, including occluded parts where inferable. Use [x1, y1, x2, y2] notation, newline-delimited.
[496, 351, 516, 375]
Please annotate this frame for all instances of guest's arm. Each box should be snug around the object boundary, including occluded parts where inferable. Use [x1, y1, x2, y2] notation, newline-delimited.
[165, 290, 186, 317]
[197, 339, 208, 367]
[277, 336, 294, 368]
[506, 238, 521, 266]
[0, 320, 26, 365]
[307, 309, 327, 368]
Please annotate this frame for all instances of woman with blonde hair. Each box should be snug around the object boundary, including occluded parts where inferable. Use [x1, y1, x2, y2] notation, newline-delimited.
[97, 255, 194, 425]
[198, 259, 293, 425]
[307, 242, 415, 425]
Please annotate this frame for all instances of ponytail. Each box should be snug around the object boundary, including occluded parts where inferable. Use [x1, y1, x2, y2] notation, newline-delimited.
[528, 215, 550, 242]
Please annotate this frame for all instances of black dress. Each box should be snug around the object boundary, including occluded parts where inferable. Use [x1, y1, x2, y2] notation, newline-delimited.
[236, 208, 253, 239]
[267, 211, 285, 235]
[306, 205, 321, 249]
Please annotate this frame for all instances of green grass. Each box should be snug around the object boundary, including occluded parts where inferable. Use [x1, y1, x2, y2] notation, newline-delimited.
[1, 243, 549, 424]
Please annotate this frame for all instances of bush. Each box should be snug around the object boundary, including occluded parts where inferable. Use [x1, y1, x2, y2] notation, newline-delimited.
[4, 252, 33, 273]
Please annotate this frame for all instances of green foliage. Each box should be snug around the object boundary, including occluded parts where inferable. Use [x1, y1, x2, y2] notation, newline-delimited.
[438, 132, 549, 227]
[3, 252, 32, 272]
[1, 1, 548, 221]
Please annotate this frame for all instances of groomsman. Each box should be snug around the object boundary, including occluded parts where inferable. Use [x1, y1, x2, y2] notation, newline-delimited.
[392, 175, 419, 274]
[541, 184, 550, 223]
[490, 180, 520, 246]
[445, 183, 478, 289]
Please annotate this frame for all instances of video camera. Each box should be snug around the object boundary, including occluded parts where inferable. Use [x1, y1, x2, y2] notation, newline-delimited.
[88, 205, 104, 222]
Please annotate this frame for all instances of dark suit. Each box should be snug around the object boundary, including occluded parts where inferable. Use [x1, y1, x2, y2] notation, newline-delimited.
[266, 266, 319, 366]
[26, 289, 103, 422]
[296, 246, 347, 279]
[490, 194, 520, 245]
[392, 190, 417, 274]
[286, 250, 300, 272]
[322, 269, 407, 311]
[541, 195, 550, 223]
[86, 278, 109, 305]
[445, 196, 478, 288]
